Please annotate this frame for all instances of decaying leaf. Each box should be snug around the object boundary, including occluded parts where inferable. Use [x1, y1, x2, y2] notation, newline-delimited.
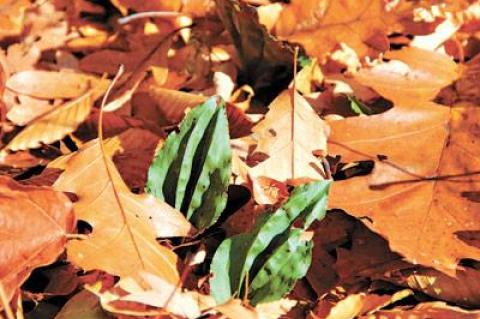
[215, 0, 294, 96]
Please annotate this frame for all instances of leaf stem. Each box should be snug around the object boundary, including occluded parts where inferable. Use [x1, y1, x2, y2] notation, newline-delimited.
[0, 283, 15, 319]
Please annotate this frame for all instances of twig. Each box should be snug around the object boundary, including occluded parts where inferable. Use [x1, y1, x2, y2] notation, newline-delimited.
[118, 11, 182, 25]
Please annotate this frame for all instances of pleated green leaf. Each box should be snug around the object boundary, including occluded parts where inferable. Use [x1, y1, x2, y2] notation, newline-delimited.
[210, 180, 331, 305]
[249, 229, 312, 305]
[146, 96, 232, 230]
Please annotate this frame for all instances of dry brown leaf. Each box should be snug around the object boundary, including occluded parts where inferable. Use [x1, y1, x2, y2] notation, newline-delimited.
[361, 301, 480, 319]
[6, 94, 55, 126]
[354, 47, 459, 105]
[454, 52, 480, 103]
[52, 138, 190, 285]
[132, 86, 254, 138]
[311, 290, 413, 319]
[96, 273, 215, 319]
[386, 266, 480, 307]
[274, 0, 404, 59]
[0, 176, 74, 306]
[328, 103, 480, 274]
[6, 70, 108, 99]
[246, 89, 330, 183]
[4, 89, 95, 151]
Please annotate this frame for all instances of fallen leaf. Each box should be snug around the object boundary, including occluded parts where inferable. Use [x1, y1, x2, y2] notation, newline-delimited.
[54, 290, 108, 319]
[132, 86, 254, 138]
[0, 0, 30, 39]
[215, 0, 294, 97]
[53, 138, 190, 285]
[362, 301, 480, 319]
[0, 176, 74, 306]
[246, 89, 330, 183]
[4, 89, 95, 151]
[328, 103, 480, 274]
[6, 70, 108, 99]
[387, 266, 480, 307]
[274, 0, 404, 59]
[354, 47, 459, 105]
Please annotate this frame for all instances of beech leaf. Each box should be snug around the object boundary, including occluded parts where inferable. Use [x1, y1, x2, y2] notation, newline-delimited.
[0, 176, 74, 306]
[5, 89, 95, 151]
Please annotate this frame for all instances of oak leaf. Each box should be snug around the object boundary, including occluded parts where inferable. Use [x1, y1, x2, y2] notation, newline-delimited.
[0, 176, 74, 306]
[328, 103, 480, 274]
[53, 138, 190, 285]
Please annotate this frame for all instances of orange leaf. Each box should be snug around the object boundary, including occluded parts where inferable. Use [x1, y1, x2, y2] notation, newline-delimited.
[53, 138, 189, 285]
[0, 176, 74, 306]
[355, 48, 459, 105]
[328, 103, 480, 274]
[4, 89, 95, 151]
[274, 0, 404, 59]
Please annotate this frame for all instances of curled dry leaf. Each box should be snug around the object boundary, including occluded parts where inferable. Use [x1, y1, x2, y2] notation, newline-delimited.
[0, 176, 74, 306]
[52, 138, 191, 285]
[311, 290, 413, 319]
[328, 103, 480, 274]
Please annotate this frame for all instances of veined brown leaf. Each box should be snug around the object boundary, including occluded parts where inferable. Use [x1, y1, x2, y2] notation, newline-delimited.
[5, 89, 95, 151]
[328, 102, 480, 274]
[274, 0, 404, 59]
[53, 138, 187, 285]
[0, 176, 74, 306]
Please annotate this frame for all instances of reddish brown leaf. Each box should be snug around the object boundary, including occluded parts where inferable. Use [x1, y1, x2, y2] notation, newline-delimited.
[0, 176, 74, 306]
